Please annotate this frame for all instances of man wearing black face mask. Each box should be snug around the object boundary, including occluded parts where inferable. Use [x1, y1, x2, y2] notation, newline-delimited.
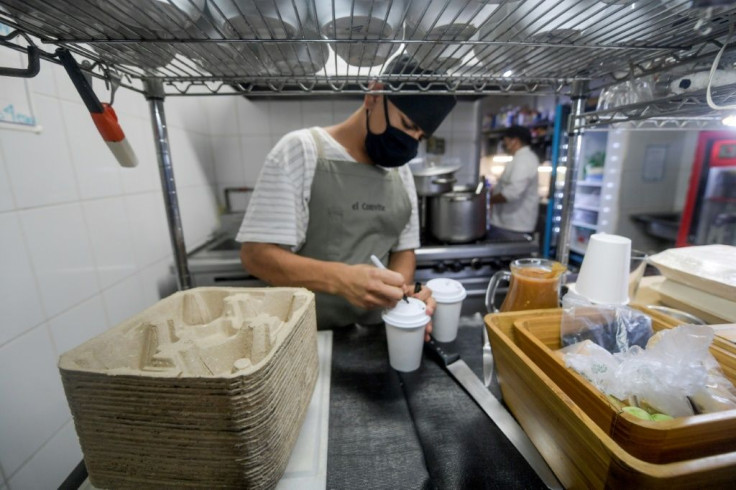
[237, 55, 456, 333]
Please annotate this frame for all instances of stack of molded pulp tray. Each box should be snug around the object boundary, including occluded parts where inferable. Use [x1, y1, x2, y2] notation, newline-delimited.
[648, 245, 736, 324]
[58, 287, 319, 489]
[485, 307, 736, 489]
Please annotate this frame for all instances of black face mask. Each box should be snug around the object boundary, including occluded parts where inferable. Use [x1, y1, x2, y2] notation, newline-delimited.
[364, 96, 419, 168]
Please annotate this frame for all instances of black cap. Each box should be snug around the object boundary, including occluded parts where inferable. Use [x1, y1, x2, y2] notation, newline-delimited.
[381, 54, 457, 136]
[503, 125, 532, 146]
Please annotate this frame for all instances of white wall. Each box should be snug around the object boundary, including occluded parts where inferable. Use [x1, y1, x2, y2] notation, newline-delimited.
[0, 57, 219, 489]
[611, 129, 699, 252]
[424, 99, 480, 185]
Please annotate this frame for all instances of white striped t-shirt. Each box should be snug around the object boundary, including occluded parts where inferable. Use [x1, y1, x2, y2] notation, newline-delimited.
[236, 127, 420, 252]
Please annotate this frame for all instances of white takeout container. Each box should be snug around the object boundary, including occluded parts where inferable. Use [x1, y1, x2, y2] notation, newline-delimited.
[104, 0, 205, 34]
[210, 0, 312, 39]
[260, 40, 329, 76]
[427, 278, 467, 342]
[405, 1, 498, 71]
[315, 0, 405, 67]
[382, 297, 430, 372]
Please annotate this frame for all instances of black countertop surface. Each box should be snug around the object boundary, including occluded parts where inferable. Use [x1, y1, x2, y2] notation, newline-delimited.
[327, 322, 547, 490]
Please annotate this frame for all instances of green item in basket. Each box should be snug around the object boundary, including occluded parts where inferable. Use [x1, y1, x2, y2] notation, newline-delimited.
[650, 413, 674, 422]
[622, 406, 652, 420]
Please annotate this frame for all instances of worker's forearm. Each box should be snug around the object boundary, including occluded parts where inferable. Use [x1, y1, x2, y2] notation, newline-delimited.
[388, 249, 416, 285]
[490, 192, 507, 204]
[241, 243, 347, 295]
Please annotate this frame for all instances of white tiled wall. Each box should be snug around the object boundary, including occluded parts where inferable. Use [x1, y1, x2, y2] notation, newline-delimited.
[0, 56, 479, 488]
[212, 96, 480, 208]
[427, 99, 480, 185]
[0, 58, 219, 488]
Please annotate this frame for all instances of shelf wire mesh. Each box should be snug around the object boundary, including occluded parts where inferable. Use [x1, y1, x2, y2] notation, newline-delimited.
[0, 0, 735, 99]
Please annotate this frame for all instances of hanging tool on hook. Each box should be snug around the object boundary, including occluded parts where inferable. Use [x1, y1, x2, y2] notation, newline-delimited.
[56, 48, 138, 168]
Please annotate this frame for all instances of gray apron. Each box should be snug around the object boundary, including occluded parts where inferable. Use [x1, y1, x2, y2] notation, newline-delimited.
[298, 128, 412, 329]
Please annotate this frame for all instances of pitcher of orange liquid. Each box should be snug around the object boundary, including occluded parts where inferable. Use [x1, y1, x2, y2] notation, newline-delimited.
[485, 258, 567, 313]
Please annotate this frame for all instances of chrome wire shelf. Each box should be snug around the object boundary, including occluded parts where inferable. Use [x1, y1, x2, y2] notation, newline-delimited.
[1, 0, 735, 98]
[576, 82, 736, 128]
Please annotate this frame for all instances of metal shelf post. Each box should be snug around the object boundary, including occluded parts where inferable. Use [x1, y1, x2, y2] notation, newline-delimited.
[144, 79, 192, 290]
[556, 81, 588, 267]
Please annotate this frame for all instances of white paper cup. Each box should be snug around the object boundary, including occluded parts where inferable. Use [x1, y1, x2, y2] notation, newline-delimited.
[575, 233, 632, 305]
[426, 278, 467, 342]
[382, 297, 430, 372]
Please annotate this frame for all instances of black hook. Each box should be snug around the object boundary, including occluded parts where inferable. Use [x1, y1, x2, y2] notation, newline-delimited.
[0, 45, 40, 78]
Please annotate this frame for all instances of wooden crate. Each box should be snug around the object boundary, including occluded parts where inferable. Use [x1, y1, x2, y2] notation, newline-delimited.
[485, 310, 736, 489]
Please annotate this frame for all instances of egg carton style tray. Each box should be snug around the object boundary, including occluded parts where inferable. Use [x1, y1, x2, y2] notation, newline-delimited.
[58, 287, 318, 490]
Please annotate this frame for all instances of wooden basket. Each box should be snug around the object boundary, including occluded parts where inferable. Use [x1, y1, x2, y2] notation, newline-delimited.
[485, 309, 736, 489]
[59, 287, 318, 489]
[510, 306, 736, 463]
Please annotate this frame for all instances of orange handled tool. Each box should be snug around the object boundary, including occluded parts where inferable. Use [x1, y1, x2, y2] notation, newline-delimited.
[56, 48, 137, 168]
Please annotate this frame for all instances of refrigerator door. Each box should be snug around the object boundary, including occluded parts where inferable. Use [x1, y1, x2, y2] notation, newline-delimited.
[697, 165, 736, 245]
[678, 134, 736, 246]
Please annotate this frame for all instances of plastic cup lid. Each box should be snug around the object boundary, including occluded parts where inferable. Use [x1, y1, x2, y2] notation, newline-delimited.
[382, 297, 431, 329]
[427, 278, 467, 303]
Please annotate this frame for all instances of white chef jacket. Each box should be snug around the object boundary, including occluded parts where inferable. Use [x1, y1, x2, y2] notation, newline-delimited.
[489, 145, 540, 233]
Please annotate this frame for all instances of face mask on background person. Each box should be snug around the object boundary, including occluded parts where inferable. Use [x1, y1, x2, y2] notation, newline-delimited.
[364, 96, 419, 168]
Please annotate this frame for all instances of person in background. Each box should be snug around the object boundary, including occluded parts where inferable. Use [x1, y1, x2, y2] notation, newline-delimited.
[489, 125, 540, 234]
[236, 55, 456, 333]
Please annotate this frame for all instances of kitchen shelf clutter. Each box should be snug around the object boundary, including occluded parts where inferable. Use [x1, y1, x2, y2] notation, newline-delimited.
[0, 0, 734, 104]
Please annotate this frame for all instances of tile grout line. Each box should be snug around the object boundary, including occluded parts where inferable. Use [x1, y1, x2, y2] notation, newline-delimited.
[0, 182, 218, 218]
[0, 253, 173, 352]
[0, 137, 19, 212]
[3, 418, 74, 486]
[0, 456, 7, 489]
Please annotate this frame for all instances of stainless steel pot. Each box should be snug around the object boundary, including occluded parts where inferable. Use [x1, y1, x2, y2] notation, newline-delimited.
[429, 188, 488, 243]
[411, 165, 461, 196]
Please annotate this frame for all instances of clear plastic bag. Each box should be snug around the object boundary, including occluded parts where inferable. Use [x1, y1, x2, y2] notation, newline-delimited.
[562, 324, 736, 417]
[560, 292, 653, 353]
[559, 340, 619, 394]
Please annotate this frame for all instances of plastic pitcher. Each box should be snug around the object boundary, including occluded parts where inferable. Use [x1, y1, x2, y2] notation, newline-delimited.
[485, 258, 567, 313]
